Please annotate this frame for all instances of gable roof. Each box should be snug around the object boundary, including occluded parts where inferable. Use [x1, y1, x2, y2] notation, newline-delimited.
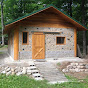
[4, 4, 88, 33]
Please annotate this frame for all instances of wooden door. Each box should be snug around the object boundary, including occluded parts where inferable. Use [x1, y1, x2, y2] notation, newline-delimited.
[32, 32, 45, 59]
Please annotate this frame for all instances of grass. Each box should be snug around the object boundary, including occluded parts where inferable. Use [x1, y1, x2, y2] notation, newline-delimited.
[0, 45, 8, 50]
[65, 75, 79, 82]
[57, 62, 61, 66]
[0, 45, 8, 48]
[0, 74, 88, 88]
[0, 52, 4, 54]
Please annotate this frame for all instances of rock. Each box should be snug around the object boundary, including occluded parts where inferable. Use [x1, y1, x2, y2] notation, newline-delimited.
[77, 66, 81, 69]
[62, 69, 68, 72]
[35, 78, 43, 80]
[75, 63, 79, 66]
[15, 67, 22, 73]
[11, 68, 15, 75]
[11, 68, 15, 72]
[32, 73, 41, 77]
[69, 69, 75, 72]
[31, 70, 39, 74]
[6, 71, 11, 76]
[27, 70, 31, 74]
[6, 68, 11, 72]
[67, 65, 73, 69]
[15, 69, 18, 73]
[29, 66, 37, 70]
[70, 63, 76, 66]
[5, 66, 9, 70]
[12, 71, 15, 75]
[1, 70, 6, 74]
[72, 66, 77, 69]
[80, 66, 85, 69]
[79, 63, 86, 66]
[27, 67, 30, 70]
[16, 72, 22, 76]
[85, 65, 88, 69]
[85, 69, 88, 72]
[80, 69, 85, 72]
[75, 68, 80, 72]
[22, 67, 26, 74]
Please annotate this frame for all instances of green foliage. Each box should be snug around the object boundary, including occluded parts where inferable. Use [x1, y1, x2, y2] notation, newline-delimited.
[0, 74, 88, 88]
[0, 45, 8, 50]
[57, 63, 61, 66]
[65, 75, 79, 82]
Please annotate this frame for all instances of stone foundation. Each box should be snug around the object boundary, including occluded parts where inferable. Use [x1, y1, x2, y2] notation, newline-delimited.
[19, 51, 32, 59]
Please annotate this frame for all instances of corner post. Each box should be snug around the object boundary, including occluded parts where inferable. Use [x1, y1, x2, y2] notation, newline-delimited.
[74, 29, 77, 57]
[14, 27, 19, 60]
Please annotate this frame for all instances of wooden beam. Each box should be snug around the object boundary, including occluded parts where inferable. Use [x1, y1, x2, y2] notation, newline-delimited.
[31, 31, 61, 34]
[14, 27, 19, 60]
[74, 29, 77, 57]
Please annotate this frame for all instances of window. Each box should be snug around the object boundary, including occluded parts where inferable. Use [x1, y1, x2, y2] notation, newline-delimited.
[56, 37, 66, 45]
[22, 32, 29, 44]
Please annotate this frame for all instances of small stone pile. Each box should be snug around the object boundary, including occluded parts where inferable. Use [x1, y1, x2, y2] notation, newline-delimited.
[0, 64, 43, 80]
[62, 62, 88, 73]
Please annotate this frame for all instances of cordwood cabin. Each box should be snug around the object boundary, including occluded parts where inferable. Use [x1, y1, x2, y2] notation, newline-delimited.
[4, 5, 88, 60]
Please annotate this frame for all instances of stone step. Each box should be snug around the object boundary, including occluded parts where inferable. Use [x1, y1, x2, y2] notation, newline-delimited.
[31, 70, 39, 74]
[32, 73, 41, 78]
[34, 77, 43, 80]
[29, 66, 37, 70]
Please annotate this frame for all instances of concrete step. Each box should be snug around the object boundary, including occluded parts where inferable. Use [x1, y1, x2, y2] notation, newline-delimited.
[32, 73, 41, 78]
[35, 78, 43, 80]
[31, 70, 39, 74]
[29, 66, 37, 70]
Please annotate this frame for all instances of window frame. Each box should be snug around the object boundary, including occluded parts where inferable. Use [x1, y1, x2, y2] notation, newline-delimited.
[56, 36, 66, 45]
[22, 31, 29, 45]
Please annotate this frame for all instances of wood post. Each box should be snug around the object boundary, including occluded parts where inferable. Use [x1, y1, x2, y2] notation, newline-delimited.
[74, 29, 77, 57]
[14, 28, 19, 60]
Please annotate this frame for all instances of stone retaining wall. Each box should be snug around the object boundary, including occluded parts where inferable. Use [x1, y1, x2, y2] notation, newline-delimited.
[62, 62, 88, 72]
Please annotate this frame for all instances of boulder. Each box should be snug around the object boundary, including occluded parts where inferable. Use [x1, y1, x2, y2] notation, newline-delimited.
[27, 69, 32, 74]
[85, 69, 88, 72]
[1, 70, 6, 74]
[6, 71, 11, 76]
[69, 69, 75, 72]
[70, 63, 76, 66]
[75, 68, 80, 72]
[75, 63, 79, 66]
[6, 67, 11, 72]
[22, 67, 27, 74]
[16, 72, 22, 76]
[67, 65, 73, 69]
[62, 69, 68, 72]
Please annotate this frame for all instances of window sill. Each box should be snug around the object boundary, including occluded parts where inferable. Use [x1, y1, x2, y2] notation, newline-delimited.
[22, 43, 29, 45]
[56, 44, 66, 45]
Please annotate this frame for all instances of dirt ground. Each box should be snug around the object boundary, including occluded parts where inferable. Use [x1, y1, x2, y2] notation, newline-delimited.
[57, 60, 88, 79]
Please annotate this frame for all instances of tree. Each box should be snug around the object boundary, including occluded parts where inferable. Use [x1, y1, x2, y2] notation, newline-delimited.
[68, 0, 72, 17]
[1, 0, 4, 45]
[81, 0, 86, 57]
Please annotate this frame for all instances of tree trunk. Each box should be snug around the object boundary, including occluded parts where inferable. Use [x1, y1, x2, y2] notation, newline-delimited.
[1, 0, 4, 45]
[68, 0, 72, 17]
[83, 31, 86, 57]
[69, 0, 72, 17]
[81, 0, 86, 57]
